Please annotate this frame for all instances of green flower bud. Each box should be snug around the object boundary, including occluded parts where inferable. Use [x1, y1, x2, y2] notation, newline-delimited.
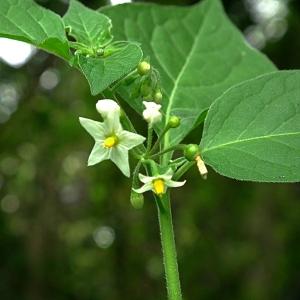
[130, 190, 144, 209]
[168, 115, 181, 128]
[154, 90, 163, 103]
[137, 61, 151, 76]
[184, 144, 201, 161]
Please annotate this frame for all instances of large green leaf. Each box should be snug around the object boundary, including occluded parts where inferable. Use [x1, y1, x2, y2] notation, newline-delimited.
[102, 0, 276, 146]
[0, 0, 70, 60]
[201, 71, 300, 183]
[78, 43, 143, 95]
[63, 0, 113, 49]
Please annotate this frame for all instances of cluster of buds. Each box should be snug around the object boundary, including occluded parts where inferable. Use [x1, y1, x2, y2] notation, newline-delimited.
[133, 61, 163, 127]
[137, 60, 163, 103]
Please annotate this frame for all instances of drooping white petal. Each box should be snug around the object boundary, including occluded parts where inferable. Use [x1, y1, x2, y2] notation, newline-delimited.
[133, 182, 153, 194]
[166, 179, 186, 188]
[110, 145, 130, 177]
[96, 99, 122, 134]
[96, 99, 120, 118]
[119, 130, 145, 150]
[105, 114, 122, 134]
[88, 142, 109, 166]
[79, 117, 105, 141]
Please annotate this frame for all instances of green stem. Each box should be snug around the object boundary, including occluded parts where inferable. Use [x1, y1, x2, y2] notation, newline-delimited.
[155, 193, 182, 300]
[146, 126, 153, 153]
[150, 144, 185, 160]
[150, 125, 170, 155]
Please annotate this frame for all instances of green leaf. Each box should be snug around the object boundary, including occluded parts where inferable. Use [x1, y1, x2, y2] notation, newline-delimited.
[0, 0, 70, 60]
[78, 42, 143, 95]
[102, 0, 276, 146]
[200, 70, 300, 183]
[63, 0, 113, 49]
[63, 0, 142, 95]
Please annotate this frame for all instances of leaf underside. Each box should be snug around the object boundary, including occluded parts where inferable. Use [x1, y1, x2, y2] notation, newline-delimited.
[102, 0, 276, 146]
[201, 70, 300, 183]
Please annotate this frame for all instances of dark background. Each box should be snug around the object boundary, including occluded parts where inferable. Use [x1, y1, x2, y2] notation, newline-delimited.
[0, 0, 300, 299]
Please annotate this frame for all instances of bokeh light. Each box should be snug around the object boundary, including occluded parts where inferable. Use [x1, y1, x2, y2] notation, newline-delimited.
[0, 38, 36, 67]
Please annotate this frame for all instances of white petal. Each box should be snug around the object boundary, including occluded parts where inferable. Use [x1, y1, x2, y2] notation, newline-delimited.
[104, 113, 122, 134]
[79, 117, 105, 140]
[166, 179, 186, 188]
[119, 130, 145, 149]
[96, 99, 120, 118]
[110, 146, 130, 177]
[138, 173, 154, 184]
[133, 182, 153, 194]
[88, 142, 109, 166]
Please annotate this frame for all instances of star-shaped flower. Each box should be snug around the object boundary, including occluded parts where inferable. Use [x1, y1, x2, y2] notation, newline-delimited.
[133, 169, 186, 196]
[79, 100, 145, 177]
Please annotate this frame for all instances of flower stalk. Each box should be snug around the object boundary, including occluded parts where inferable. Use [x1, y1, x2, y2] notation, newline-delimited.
[155, 192, 183, 300]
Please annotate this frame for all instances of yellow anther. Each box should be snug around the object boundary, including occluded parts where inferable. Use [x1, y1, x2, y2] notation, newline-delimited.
[152, 178, 165, 196]
[103, 135, 118, 148]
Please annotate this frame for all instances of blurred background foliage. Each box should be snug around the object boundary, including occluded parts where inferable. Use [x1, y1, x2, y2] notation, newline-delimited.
[0, 0, 300, 299]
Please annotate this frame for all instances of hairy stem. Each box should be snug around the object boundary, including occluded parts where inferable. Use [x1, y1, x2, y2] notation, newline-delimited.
[155, 193, 182, 300]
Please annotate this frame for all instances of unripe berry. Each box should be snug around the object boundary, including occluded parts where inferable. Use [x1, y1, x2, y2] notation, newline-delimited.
[184, 144, 201, 161]
[154, 90, 163, 103]
[168, 116, 181, 128]
[130, 190, 144, 209]
[137, 61, 151, 76]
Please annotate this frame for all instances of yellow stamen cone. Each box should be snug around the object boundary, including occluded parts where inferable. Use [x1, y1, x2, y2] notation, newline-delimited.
[103, 136, 118, 148]
[153, 179, 165, 196]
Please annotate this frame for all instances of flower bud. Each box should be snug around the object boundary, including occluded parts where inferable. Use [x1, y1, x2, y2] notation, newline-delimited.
[137, 61, 151, 76]
[184, 144, 200, 161]
[154, 90, 163, 103]
[168, 116, 181, 128]
[130, 190, 144, 209]
[142, 101, 162, 126]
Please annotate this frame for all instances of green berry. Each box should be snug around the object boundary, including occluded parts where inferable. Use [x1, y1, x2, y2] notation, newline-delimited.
[137, 61, 151, 76]
[130, 191, 144, 209]
[184, 144, 200, 161]
[168, 116, 181, 128]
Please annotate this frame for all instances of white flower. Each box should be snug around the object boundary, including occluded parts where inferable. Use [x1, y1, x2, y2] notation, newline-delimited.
[133, 169, 186, 196]
[142, 101, 162, 126]
[79, 107, 145, 177]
